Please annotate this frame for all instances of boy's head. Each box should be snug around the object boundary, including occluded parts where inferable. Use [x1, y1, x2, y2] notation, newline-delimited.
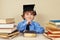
[22, 4, 37, 21]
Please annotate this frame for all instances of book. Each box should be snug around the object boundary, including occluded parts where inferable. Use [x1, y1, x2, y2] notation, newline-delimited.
[50, 20, 60, 22]
[0, 33, 9, 39]
[0, 27, 17, 33]
[46, 23, 60, 30]
[0, 24, 15, 28]
[8, 31, 19, 37]
[8, 31, 19, 39]
[49, 20, 60, 25]
[0, 18, 15, 24]
[46, 23, 57, 29]
[0, 30, 19, 39]
[49, 22, 60, 28]
[44, 32, 60, 38]
[23, 31, 37, 37]
[46, 27, 60, 33]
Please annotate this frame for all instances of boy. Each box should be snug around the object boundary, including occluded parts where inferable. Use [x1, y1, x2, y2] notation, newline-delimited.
[17, 4, 44, 34]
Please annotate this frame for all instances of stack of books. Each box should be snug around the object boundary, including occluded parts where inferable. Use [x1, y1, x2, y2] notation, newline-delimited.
[0, 18, 19, 39]
[44, 20, 60, 39]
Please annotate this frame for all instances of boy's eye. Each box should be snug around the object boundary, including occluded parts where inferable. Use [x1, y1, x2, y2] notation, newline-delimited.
[26, 13, 29, 15]
[31, 13, 33, 15]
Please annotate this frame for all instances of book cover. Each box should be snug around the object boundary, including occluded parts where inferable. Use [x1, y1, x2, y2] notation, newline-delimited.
[0, 24, 15, 28]
[0, 18, 15, 24]
[23, 31, 37, 37]
[46, 27, 60, 33]
[44, 32, 60, 38]
[0, 27, 17, 33]
[0, 30, 19, 39]
[49, 20, 60, 25]
[46, 23, 60, 30]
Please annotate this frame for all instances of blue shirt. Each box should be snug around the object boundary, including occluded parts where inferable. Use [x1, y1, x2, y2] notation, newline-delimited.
[17, 20, 44, 34]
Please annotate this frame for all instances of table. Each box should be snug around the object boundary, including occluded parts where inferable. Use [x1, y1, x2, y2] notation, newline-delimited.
[0, 34, 50, 40]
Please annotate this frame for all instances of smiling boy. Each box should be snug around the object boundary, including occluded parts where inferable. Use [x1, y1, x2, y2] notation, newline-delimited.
[17, 4, 44, 34]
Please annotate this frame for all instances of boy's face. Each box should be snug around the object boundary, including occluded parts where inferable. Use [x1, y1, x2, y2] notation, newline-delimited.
[24, 11, 35, 21]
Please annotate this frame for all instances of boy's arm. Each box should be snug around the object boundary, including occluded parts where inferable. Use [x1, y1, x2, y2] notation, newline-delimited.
[34, 23, 44, 34]
[17, 22, 27, 32]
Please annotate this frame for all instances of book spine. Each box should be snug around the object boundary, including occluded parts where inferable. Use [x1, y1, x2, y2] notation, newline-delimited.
[0, 24, 15, 28]
[0, 27, 16, 33]
[0, 18, 15, 24]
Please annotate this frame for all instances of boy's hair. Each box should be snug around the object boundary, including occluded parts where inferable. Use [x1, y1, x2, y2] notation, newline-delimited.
[21, 11, 37, 20]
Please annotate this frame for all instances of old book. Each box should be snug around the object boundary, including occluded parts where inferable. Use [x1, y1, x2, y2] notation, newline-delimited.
[0, 24, 15, 28]
[0, 27, 17, 33]
[8, 30, 19, 39]
[8, 30, 19, 36]
[0, 33, 9, 39]
[46, 24, 57, 30]
[46, 27, 60, 33]
[0, 30, 19, 39]
[47, 23, 60, 29]
[49, 20, 60, 25]
[48, 22, 60, 28]
[23, 31, 37, 37]
[44, 32, 60, 38]
[0, 18, 15, 24]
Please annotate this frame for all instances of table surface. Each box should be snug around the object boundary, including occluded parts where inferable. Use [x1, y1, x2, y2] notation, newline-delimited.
[0, 34, 60, 40]
[0, 34, 50, 40]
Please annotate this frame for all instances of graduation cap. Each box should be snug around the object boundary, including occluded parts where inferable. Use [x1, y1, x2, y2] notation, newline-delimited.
[23, 4, 36, 16]
[23, 4, 35, 12]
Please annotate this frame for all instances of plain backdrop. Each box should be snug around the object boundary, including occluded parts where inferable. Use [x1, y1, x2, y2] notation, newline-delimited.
[0, 0, 60, 26]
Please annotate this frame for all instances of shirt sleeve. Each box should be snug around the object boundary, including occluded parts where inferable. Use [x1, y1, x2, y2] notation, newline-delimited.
[17, 21, 27, 32]
[34, 22, 44, 34]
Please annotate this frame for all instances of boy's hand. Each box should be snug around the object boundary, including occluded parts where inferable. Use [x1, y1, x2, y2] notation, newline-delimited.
[26, 21, 31, 24]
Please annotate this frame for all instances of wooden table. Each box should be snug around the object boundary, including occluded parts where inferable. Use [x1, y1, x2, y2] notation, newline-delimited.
[0, 34, 50, 40]
[1, 34, 60, 40]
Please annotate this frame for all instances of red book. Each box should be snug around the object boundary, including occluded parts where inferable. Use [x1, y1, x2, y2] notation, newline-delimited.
[44, 32, 60, 38]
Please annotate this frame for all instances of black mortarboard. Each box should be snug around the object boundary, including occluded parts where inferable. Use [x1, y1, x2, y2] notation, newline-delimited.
[23, 4, 35, 12]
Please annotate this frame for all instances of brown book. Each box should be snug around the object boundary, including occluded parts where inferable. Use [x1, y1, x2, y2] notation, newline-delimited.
[0, 33, 9, 39]
[0, 18, 15, 24]
[23, 31, 37, 37]
[47, 23, 60, 29]
[0, 30, 19, 39]
[8, 30, 19, 37]
[46, 27, 60, 33]
[46, 23, 58, 30]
